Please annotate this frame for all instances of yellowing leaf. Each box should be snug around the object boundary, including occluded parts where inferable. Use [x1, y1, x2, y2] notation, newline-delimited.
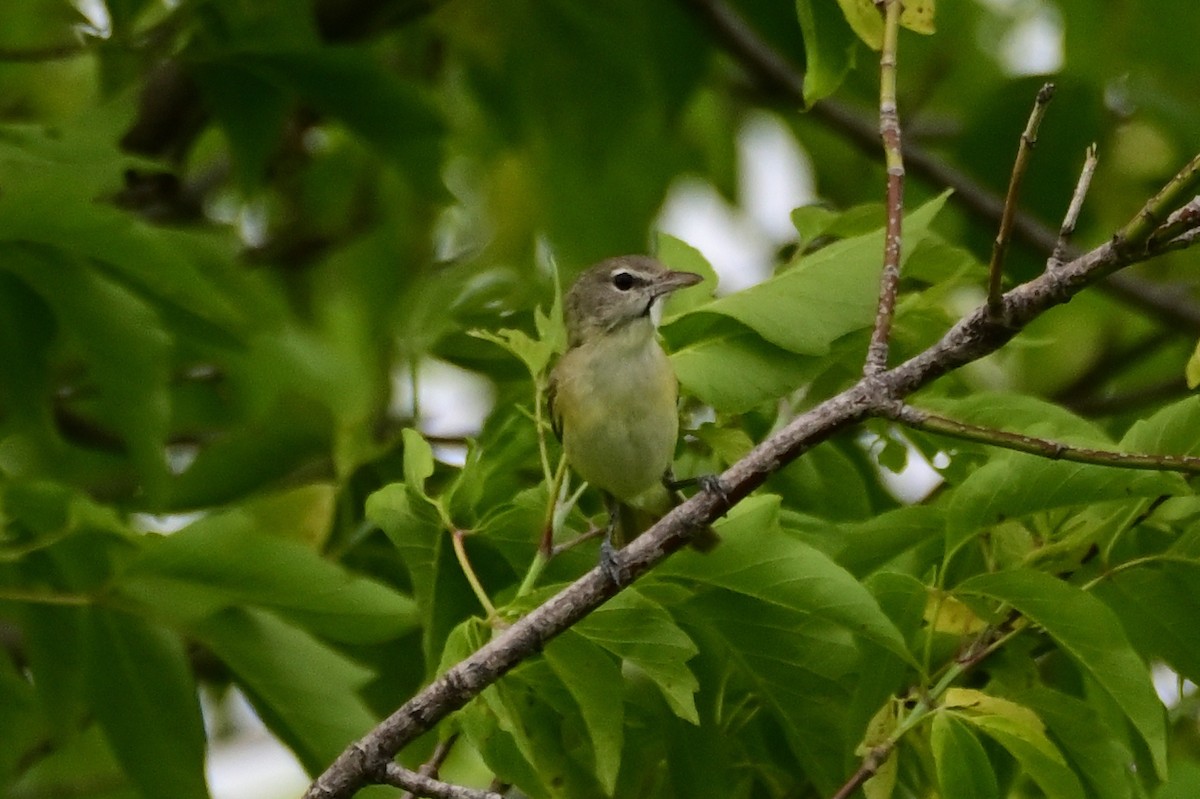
[836, 0, 936, 50]
[925, 591, 988, 634]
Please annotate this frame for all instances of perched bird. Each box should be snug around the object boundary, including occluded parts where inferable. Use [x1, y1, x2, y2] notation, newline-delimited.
[548, 255, 720, 582]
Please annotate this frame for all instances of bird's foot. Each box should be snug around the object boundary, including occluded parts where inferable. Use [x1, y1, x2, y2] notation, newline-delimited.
[599, 539, 632, 587]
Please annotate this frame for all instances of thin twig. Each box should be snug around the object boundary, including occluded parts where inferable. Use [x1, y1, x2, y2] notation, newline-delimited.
[1147, 197, 1200, 250]
[381, 763, 503, 799]
[864, 0, 906, 377]
[890, 404, 1200, 473]
[988, 83, 1056, 316]
[399, 734, 461, 799]
[1048, 144, 1099, 269]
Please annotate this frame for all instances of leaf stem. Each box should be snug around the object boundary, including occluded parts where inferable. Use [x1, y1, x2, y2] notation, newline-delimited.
[450, 529, 498, 621]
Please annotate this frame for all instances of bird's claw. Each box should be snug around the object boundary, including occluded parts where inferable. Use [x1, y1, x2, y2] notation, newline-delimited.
[696, 474, 731, 513]
[599, 539, 631, 587]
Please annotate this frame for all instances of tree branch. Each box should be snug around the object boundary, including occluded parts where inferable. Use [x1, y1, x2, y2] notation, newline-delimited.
[303, 152, 1200, 799]
[988, 82, 1055, 316]
[381, 763, 502, 799]
[889, 404, 1200, 473]
[864, 0, 906, 377]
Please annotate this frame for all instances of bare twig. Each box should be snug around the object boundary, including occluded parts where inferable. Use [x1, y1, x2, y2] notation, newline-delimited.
[1049, 144, 1098, 269]
[889, 404, 1200, 473]
[399, 734, 461, 799]
[303, 164, 1200, 799]
[864, 0, 906, 377]
[382, 763, 502, 799]
[1147, 197, 1200, 250]
[988, 83, 1055, 316]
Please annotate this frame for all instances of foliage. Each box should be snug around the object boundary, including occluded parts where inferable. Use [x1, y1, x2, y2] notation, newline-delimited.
[1, 1, 1200, 798]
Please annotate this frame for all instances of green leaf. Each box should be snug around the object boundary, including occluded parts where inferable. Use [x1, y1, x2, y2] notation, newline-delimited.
[574, 588, 701, 724]
[402, 427, 436, 495]
[670, 325, 811, 413]
[1018, 687, 1137, 799]
[659, 495, 915, 665]
[664, 191, 950, 356]
[931, 713, 1000, 799]
[795, 0, 859, 104]
[1093, 559, 1200, 685]
[368, 482, 478, 668]
[193, 607, 377, 773]
[835, 505, 944, 577]
[116, 510, 419, 643]
[946, 454, 1182, 560]
[945, 689, 1085, 799]
[1121, 395, 1200, 454]
[84, 608, 209, 799]
[542, 631, 624, 794]
[955, 570, 1167, 778]
[655, 232, 720, 318]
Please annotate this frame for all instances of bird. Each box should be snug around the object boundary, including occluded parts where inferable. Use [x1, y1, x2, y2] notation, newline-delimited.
[548, 255, 721, 583]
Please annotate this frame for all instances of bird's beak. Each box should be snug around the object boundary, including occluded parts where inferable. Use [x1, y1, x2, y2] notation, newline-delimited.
[652, 270, 704, 298]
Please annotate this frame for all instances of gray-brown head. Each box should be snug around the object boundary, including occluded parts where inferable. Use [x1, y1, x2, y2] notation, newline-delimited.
[563, 255, 702, 347]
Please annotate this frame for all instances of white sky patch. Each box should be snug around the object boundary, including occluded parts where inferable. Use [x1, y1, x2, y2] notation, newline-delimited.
[390, 357, 495, 465]
[658, 111, 816, 293]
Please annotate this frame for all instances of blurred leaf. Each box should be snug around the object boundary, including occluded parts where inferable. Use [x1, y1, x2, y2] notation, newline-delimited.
[84, 608, 209, 799]
[795, 0, 858, 104]
[955, 570, 1167, 778]
[117, 510, 419, 643]
[194, 607, 377, 773]
[217, 48, 445, 193]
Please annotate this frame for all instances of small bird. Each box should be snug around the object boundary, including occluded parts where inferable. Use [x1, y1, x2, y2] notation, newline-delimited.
[548, 255, 720, 582]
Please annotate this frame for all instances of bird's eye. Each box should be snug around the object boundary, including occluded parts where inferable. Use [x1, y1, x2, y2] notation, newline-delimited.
[612, 271, 635, 291]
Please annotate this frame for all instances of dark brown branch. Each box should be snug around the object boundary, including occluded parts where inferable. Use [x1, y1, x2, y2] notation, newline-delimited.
[988, 82, 1055, 316]
[890, 404, 1200, 473]
[381, 763, 502, 799]
[864, 0, 905, 377]
[830, 744, 893, 799]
